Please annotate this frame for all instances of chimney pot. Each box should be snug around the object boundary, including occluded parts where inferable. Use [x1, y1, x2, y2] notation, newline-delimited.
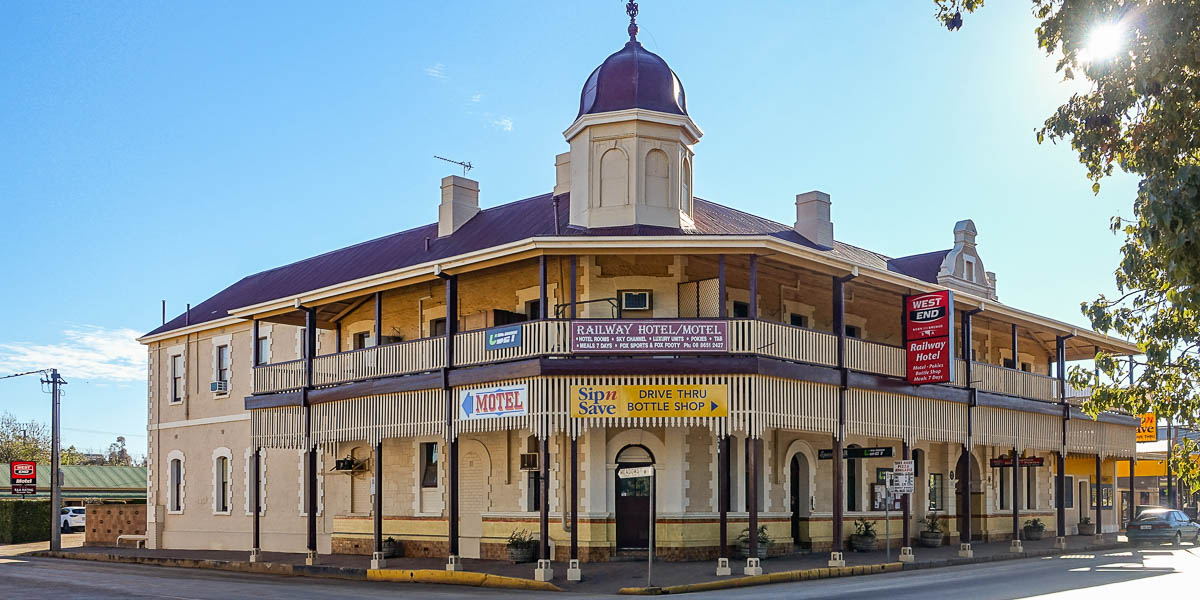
[438, 175, 480, 237]
[794, 190, 834, 248]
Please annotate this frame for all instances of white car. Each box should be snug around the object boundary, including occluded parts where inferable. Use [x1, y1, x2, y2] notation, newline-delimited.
[60, 507, 85, 533]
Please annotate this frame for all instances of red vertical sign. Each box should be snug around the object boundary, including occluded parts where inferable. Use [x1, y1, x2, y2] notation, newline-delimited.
[904, 290, 955, 384]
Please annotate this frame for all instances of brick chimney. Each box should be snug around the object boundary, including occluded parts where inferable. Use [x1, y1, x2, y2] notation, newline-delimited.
[794, 190, 834, 248]
[438, 175, 480, 237]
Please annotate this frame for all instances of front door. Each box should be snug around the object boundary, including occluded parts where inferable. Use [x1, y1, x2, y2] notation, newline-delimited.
[616, 465, 652, 549]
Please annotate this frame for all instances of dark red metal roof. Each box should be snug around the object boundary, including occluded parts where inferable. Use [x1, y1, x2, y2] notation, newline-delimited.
[578, 41, 687, 118]
[887, 250, 950, 284]
[145, 194, 934, 338]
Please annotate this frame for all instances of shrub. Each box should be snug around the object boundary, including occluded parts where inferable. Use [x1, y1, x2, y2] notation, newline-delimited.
[0, 500, 51, 544]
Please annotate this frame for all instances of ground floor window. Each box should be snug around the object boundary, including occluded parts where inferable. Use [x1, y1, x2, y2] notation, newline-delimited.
[1064, 476, 1074, 508]
[1000, 465, 1011, 510]
[1025, 466, 1037, 509]
[420, 442, 439, 488]
[928, 473, 944, 511]
[168, 452, 185, 513]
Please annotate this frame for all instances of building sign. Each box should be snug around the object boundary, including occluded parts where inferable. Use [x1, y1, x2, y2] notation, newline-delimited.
[458, 384, 528, 420]
[618, 466, 654, 479]
[10, 461, 35, 496]
[889, 461, 915, 495]
[1136, 412, 1157, 443]
[570, 320, 728, 353]
[569, 384, 728, 418]
[989, 456, 1045, 468]
[903, 290, 956, 384]
[818, 446, 894, 460]
[485, 324, 523, 350]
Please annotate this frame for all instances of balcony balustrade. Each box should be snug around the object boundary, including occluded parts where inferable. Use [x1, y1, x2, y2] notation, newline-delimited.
[251, 318, 1091, 403]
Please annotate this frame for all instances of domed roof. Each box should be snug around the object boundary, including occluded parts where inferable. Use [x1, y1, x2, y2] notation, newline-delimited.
[577, 40, 687, 119]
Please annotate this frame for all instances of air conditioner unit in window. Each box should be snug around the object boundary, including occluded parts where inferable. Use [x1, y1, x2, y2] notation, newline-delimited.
[519, 453, 539, 471]
[210, 381, 229, 393]
[619, 290, 652, 311]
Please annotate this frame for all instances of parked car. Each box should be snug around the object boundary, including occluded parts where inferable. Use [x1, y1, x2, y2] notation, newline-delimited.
[60, 506, 86, 533]
[1126, 508, 1200, 546]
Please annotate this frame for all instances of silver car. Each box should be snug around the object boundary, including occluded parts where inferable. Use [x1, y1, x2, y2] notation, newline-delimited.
[1126, 508, 1200, 546]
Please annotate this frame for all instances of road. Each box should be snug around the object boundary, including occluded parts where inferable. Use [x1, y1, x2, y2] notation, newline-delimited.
[0, 545, 1195, 599]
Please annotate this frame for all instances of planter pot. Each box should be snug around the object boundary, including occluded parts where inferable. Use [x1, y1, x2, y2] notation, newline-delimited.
[382, 539, 403, 558]
[848, 534, 877, 552]
[508, 545, 537, 563]
[918, 531, 944, 548]
[1023, 527, 1045, 541]
[1077, 523, 1096, 536]
[737, 540, 769, 559]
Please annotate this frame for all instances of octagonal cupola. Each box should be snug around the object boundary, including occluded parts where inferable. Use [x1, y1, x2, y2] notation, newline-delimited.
[561, 2, 703, 231]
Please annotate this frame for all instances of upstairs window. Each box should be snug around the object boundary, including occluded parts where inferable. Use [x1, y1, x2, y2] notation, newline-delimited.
[216, 345, 230, 385]
[732, 301, 750, 319]
[789, 314, 809, 328]
[844, 325, 862, 339]
[352, 332, 372, 350]
[430, 318, 447, 338]
[255, 337, 269, 366]
[171, 354, 184, 403]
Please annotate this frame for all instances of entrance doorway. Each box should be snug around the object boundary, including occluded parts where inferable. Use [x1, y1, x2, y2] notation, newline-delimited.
[790, 453, 811, 548]
[615, 445, 655, 550]
[955, 451, 983, 541]
[458, 441, 490, 559]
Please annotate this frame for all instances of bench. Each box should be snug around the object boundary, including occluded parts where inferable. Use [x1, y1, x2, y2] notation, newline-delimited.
[116, 534, 148, 549]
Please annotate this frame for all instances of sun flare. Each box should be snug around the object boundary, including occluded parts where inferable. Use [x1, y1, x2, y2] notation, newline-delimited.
[1085, 23, 1124, 61]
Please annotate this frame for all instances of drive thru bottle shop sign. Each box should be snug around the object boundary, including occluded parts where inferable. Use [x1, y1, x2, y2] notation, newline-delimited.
[10, 461, 35, 496]
[904, 290, 956, 384]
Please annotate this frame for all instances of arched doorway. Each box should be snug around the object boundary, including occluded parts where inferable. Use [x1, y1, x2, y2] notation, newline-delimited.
[789, 453, 811, 548]
[459, 439, 491, 559]
[955, 451, 983, 541]
[615, 445, 655, 550]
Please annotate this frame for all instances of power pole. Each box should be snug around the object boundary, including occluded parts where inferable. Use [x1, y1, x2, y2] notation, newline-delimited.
[44, 369, 63, 552]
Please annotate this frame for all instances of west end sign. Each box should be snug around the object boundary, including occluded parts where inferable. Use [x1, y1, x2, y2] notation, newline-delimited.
[571, 320, 728, 353]
[903, 290, 955, 385]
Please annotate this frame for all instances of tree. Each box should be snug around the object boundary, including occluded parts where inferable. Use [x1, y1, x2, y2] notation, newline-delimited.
[105, 436, 131, 467]
[0, 412, 52, 463]
[935, 1, 1200, 494]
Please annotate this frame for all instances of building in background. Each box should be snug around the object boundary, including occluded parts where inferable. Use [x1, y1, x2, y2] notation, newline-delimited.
[2, 463, 147, 506]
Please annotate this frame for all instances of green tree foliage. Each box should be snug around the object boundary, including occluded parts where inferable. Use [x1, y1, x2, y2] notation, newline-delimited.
[0, 412, 51, 463]
[937, 1, 1200, 494]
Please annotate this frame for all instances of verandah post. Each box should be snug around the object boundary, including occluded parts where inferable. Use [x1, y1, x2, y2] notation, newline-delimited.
[371, 439, 385, 568]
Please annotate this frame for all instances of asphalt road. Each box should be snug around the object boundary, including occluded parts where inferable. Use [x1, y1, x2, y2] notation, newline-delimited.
[0, 545, 1196, 599]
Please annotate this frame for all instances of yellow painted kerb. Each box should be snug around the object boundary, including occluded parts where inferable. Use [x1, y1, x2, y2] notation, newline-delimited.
[367, 568, 563, 592]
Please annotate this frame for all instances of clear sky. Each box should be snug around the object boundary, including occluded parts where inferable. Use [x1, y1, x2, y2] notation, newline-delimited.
[0, 1, 1139, 454]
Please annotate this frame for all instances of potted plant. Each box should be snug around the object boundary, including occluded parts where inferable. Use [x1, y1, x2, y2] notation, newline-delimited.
[849, 518, 878, 552]
[1077, 516, 1096, 536]
[506, 529, 537, 563]
[736, 525, 770, 559]
[382, 536, 402, 558]
[1023, 518, 1046, 541]
[919, 512, 944, 547]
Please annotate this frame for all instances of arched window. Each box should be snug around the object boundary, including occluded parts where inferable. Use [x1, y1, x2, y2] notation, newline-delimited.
[681, 159, 692, 214]
[212, 447, 232, 514]
[167, 450, 185, 514]
[645, 149, 670, 207]
[599, 148, 628, 207]
[846, 444, 862, 512]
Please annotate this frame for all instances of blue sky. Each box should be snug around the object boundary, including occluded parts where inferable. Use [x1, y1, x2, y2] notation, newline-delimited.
[0, 1, 1139, 454]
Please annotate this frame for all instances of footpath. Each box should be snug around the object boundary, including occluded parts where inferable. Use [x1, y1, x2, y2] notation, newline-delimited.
[28, 534, 1129, 595]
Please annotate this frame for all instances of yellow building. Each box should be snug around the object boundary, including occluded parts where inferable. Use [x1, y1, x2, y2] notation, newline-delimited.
[137, 8, 1138, 581]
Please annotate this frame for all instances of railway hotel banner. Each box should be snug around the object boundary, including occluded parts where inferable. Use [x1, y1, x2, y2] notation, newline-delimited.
[571, 320, 728, 353]
[903, 290, 955, 385]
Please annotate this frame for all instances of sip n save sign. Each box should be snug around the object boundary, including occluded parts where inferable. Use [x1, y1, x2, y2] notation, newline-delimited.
[904, 290, 955, 385]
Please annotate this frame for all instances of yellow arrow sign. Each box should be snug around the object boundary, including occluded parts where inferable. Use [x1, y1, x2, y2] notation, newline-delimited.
[570, 384, 728, 418]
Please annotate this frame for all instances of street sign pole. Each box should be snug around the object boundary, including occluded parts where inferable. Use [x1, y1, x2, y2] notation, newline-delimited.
[885, 478, 891, 563]
[648, 469, 655, 589]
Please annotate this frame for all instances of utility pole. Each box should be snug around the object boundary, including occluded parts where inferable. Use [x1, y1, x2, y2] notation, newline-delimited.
[43, 369, 64, 552]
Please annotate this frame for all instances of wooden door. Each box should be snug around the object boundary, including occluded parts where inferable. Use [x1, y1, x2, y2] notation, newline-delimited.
[616, 466, 652, 549]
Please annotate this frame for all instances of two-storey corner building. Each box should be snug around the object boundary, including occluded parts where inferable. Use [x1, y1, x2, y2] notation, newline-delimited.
[137, 18, 1140, 580]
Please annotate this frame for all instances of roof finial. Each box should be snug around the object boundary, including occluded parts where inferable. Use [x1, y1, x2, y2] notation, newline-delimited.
[626, 1, 639, 42]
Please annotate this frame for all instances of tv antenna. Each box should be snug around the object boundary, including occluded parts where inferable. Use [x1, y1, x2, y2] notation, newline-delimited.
[434, 155, 473, 176]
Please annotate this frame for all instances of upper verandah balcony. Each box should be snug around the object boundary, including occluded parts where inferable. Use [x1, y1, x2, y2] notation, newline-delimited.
[247, 253, 1129, 404]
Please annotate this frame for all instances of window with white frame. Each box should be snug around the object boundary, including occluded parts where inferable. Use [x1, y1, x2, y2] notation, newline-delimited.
[216, 345, 230, 386]
[170, 354, 184, 403]
[213, 450, 232, 514]
[256, 336, 269, 366]
[420, 442, 439, 488]
[168, 450, 185, 513]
